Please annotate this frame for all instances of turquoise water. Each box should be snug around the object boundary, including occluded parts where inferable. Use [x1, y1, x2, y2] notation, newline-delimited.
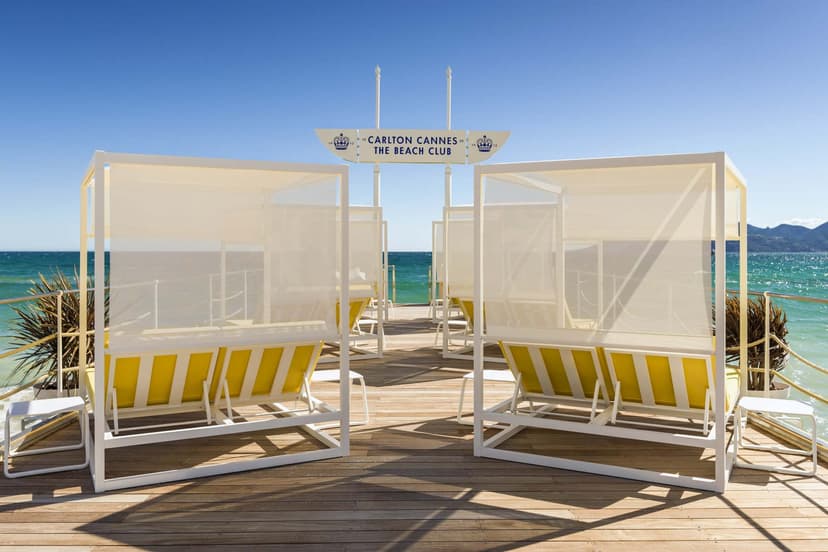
[1, 251, 827, 437]
[387, 251, 432, 304]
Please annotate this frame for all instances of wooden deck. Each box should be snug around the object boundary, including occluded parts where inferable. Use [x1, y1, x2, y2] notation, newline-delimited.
[2, 307, 827, 551]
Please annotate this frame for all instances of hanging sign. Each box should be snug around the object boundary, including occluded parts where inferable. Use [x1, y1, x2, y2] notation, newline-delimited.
[316, 129, 509, 164]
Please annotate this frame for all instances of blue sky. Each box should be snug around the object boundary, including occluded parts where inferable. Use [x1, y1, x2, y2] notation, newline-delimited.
[1, 0, 826, 250]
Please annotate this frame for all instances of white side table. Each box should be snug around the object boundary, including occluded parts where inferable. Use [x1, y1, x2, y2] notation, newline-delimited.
[311, 369, 369, 425]
[734, 396, 818, 476]
[457, 370, 516, 426]
[4, 396, 89, 478]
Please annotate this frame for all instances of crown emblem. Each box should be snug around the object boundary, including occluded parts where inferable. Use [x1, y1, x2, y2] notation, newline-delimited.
[333, 133, 350, 150]
[476, 135, 493, 153]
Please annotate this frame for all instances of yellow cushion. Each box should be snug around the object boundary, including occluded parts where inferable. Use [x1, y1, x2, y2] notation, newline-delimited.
[214, 342, 321, 400]
[605, 350, 740, 411]
[95, 351, 216, 409]
[500, 342, 607, 399]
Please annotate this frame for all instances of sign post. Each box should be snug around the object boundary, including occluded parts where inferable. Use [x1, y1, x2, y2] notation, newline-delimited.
[443, 67, 452, 357]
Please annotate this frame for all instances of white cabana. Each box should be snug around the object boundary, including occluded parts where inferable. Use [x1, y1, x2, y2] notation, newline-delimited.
[473, 153, 747, 492]
[79, 152, 351, 492]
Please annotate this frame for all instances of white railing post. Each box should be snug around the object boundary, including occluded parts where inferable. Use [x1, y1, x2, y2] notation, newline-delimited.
[391, 265, 396, 306]
[56, 291, 63, 397]
[764, 292, 771, 396]
[153, 279, 159, 329]
[208, 275, 214, 325]
[576, 270, 582, 318]
[243, 270, 249, 320]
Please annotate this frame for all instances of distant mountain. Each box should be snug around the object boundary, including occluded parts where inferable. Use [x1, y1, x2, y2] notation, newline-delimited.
[746, 223, 828, 252]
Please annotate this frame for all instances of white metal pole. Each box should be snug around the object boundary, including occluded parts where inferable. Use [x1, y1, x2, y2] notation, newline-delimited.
[473, 164, 484, 455]
[243, 270, 249, 320]
[340, 170, 351, 454]
[764, 292, 770, 396]
[556, 202, 565, 326]
[375, 65, 381, 130]
[153, 280, 159, 329]
[383, 220, 390, 318]
[93, 153, 106, 492]
[431, 222, 438, 321]
[740, 185, 748, 397]
[442, 67, 453, 356]
[220, 242, 227, 323]
[373, 66, 381, 211]
[446, 66, 452, 130]
[79, 182, 88, 400]
[714, 154, 727, 492]
[374, 65, 384, 357]
[57, 291, 63, 396]
[263, 208, 272, 324]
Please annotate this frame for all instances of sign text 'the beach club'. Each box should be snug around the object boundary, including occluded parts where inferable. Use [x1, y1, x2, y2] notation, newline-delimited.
[316, 129, 509, 164]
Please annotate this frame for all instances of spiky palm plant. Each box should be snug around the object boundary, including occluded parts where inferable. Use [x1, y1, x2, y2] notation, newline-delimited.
[5, 271, 107, 391]
[723, 295, 788, 391]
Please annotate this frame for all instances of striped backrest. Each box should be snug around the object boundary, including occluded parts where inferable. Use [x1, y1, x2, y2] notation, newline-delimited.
[603, 348, 724, 411]
[500, 342, 609, 402]
[211, 341, 323, 405]
[100, 348, 219, 410]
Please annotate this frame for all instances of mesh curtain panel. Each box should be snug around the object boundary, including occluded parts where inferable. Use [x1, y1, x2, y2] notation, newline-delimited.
[108, 162, 340, 349]
[482, 163, 715, 345]
[446, 206, 474, 299]
[348, 206, 382, 298]
[433, 221, 444, 293]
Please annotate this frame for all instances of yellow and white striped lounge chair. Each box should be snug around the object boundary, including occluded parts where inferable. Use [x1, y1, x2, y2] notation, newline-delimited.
[86, 345, 220, 435]
[211, 341, 324, 421]
[336, 296, 372, 334]
[456, 298, 476, 332]
[499, 342, 611, 421]
[603, 347, 740, 435]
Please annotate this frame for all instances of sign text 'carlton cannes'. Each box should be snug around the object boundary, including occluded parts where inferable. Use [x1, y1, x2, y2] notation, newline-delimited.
[316, 129, 509, 164]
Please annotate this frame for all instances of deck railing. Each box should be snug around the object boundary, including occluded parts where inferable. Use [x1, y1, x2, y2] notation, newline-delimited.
[0, 291, 91, 399]
[2, 285, 826, 453]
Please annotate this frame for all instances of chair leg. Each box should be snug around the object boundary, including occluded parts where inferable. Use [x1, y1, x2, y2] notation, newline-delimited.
[810, 414, 818, 476]
[3, 415, 11, 478]
[355, 374, 369, 425]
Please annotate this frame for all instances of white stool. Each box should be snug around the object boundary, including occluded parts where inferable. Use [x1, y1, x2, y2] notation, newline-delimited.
[734, 396, 818, 476]
[457, 370, 516, 425]
[356, 317, 378, 335]
[3, 396, 89, 478]
[311, 370, 369, 425]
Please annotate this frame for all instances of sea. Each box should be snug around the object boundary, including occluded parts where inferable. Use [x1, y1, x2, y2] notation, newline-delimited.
[1, 251, 827, 438]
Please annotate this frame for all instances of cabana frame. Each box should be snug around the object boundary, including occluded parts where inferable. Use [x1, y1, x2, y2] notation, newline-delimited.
[80, 151, 351, 493]
[473, 153, 748, 493]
